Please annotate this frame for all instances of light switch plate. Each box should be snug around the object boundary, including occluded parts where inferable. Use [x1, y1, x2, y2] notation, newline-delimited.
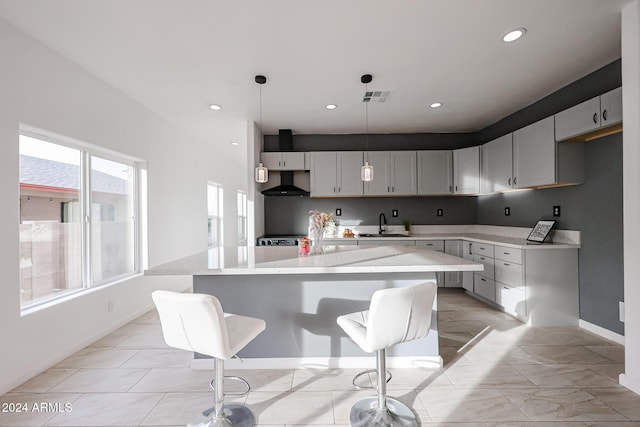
[392, 209, 398, 217]
[505, 207, 511, 216]
[335, 208, 342, 216]
[553, 206, 561, 217]
[437, 209, 443, 217]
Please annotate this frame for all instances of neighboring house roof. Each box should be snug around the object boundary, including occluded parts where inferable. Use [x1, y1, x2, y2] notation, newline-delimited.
[19, 155, 129, 195]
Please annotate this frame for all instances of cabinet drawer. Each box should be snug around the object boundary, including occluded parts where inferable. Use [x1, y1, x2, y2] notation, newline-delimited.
[473, 254, 495, 279]
[496, 283, 526, 317]
[358, 239, 416, 246]
[417, 240, 444, 251]
[495, 260, 523, 288]
[471, 242, 494, 257]
[474, 274, 496, 302]
[494, 246, 522, 264]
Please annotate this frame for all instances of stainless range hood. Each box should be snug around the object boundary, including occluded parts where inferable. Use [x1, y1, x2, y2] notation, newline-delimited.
[261, 130, 309, 197]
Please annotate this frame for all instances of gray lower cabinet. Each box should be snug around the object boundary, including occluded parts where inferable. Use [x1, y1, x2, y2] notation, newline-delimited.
[357, 239, 416, 246]
[461, 241, 474, 292]
[466, 241, 578, 326]
[443, 240, 463, 288]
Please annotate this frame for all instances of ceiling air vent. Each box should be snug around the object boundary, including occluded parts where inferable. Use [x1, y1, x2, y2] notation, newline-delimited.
[363, 90, 391, 103]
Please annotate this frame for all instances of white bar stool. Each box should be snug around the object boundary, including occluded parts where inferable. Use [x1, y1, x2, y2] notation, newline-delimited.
[337, 282, 437, 427]
[152, 290, 266, 427]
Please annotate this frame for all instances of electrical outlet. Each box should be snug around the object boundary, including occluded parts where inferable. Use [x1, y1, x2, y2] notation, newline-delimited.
[620, 301, 625, 323]
[437, 208, 443, 217]
[505, 207, 511, 216]
[335, 208, 342, 216]
[553, 206, 561, 217]
[392, 209, 398, 217]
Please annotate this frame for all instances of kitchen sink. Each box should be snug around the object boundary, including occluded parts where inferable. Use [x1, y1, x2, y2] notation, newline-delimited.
[359, 233, 409, 237]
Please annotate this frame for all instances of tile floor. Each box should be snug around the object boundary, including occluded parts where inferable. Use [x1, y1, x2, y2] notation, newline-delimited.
[2, 289, 639, 427]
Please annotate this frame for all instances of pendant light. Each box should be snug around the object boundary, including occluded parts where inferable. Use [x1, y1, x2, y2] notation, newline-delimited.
[361, 74, 374, 182]
[254, 74, 269, 183]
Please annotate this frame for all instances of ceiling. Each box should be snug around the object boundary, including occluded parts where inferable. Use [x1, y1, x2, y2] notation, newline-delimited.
[0, 0, 630, 142]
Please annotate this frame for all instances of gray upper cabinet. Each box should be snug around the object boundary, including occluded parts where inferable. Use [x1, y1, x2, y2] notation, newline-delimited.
[513, 117, 556, 188]
[513, 116, 584, 189]
[482, 134, 513, 193]
[600, 87, 623, 127]
[363, 151, 417, 196]
[260, 152, 305, 170]
[417, 150, 453, 195]
[453, 146, 480, 195]
[555, 87, 622, 141]
[310, 151, 363, 197]
[338, 151, 365, 196]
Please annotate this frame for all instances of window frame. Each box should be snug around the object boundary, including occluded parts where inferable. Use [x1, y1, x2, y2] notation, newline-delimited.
[207, 181, 224, 247]
[19, 125, 145, 311]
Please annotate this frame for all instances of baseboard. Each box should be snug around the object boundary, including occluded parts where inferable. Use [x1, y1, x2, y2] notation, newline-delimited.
[579, 319, 625, 345]
[0, 304, 154, 395]
[620, 373, 640, 394]
[191, 356, 443, 370]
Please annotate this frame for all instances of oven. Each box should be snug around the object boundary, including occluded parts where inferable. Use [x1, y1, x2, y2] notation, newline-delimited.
[257, 236, 305, 246]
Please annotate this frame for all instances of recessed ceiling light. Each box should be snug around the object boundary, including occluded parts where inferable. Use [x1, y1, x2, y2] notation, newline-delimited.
[209, 104, 222, 110]
[231, 141, 239, 146]
[325, 104, 337, 110]
[502, 28, 526, 43]
[430, 102, 443, 108]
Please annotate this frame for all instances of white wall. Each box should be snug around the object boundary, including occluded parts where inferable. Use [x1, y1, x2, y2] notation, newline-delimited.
[0, 18, 248, 393]
[621, 0, 640, 395]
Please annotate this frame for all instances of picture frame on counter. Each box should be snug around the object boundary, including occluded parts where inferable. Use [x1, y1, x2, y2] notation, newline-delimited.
[527, 220, 556, 243]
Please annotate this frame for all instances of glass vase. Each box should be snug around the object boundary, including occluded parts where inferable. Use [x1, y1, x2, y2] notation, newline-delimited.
[310, 228, 324, 254]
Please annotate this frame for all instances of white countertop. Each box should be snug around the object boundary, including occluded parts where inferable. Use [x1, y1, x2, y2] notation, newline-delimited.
[325, 232, 580, 249]
[323, 225, 581, 249]
[145, 245, 484, 276]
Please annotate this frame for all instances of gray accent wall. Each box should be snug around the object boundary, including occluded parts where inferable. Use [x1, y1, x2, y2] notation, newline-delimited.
[263, 59, 624, 335]
[265, 196, 477, 236]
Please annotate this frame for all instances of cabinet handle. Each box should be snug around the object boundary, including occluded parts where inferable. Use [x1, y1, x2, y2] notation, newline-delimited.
[603, 109, 608, 121]
[333, 187, 336, 193]
[508, 177, 511, 186]
[279, 160, 282, 167]
[480, 257, 485, 260]
[392, 186, 395, 193]
[283, 160, 286, 167]
[504, 263, 510, 266]
[503, 252, 510, 255]
[455, 185, 458, 192]
[481, 278, 486, 282]
[468, 243, 473, 255]
[513, 177, 517, 185]
[503, 286, 509, 290]
[338, 186, 341, 193]
[593, 112, 598, 124]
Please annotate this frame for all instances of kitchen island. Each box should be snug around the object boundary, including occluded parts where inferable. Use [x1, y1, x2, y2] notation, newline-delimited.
[146, 244, 483, 368]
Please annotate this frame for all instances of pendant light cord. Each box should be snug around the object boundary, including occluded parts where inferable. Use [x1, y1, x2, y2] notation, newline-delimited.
[365, 82, 369, 162]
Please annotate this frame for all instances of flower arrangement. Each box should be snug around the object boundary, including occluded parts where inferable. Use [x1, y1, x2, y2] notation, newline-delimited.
[308, 210, 334, 253]
[308, 210, 334, 233]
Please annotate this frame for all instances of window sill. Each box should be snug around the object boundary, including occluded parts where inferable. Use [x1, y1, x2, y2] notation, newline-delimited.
[20, 272, 143, 317]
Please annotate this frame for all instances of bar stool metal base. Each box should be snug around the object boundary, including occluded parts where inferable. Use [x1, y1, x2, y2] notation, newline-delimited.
[349, 396, 418, 427]
[188, 403, 254, 427]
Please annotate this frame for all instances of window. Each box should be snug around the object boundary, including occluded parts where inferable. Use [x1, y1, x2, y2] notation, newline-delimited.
[19, 131, 141, 308]
[237, 190, 247, 242]
[207, 182, 223, 247]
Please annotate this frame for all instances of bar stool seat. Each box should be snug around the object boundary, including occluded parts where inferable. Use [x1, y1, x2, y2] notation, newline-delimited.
[152, 290, 266, 427]
[337, 282, 437, 427]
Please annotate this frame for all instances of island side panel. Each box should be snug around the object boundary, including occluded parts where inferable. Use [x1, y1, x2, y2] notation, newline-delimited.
[193, 272, 439, 359]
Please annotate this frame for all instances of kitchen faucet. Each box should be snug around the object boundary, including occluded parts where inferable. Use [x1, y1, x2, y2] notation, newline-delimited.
[378, 213, 387, 235]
